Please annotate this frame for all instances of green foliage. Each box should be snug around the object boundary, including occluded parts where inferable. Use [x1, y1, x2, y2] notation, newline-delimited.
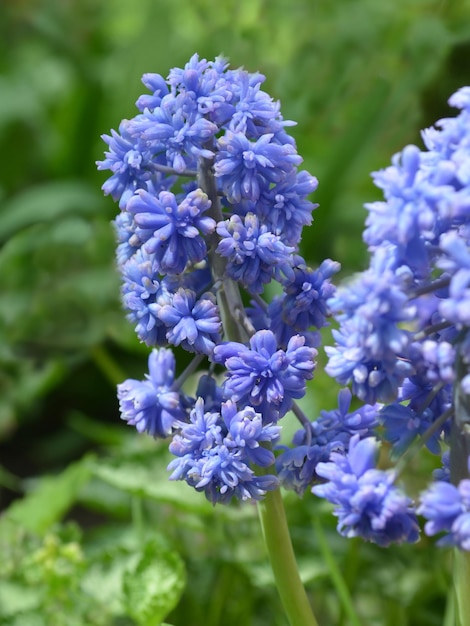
[122, 539, 186, 626]
[1, 0, 469, 624]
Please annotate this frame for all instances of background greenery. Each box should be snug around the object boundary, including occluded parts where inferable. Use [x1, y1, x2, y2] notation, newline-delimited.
[1, 1, 470, 624]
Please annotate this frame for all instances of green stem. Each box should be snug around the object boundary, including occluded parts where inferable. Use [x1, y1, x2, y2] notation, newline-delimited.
[454, 550, 470, 626]
[257, 489, 319, 626]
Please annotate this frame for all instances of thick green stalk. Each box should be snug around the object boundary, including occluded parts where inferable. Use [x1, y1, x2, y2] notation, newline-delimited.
[258, 488, 319, 626]
[454, 550, 470, 626]
[198, 156, 318, 626]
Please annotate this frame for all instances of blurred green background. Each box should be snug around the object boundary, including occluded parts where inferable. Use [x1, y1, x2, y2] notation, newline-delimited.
[1, 1, 470, 625]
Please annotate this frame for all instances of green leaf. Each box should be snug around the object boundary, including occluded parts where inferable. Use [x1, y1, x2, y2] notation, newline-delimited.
[0, 181, 103, 240]
[0, 580, 42, 619]
[122, 539, 186, 626]
[93, 454, 214, 515]
[3, 456, 94, 534]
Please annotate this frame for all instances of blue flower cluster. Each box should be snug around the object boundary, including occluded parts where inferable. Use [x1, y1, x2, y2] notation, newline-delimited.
[418, 476, 470, 549]
[313, 436, 420, 546]
[318, 88, 470, 548]
[98, 55, 337, 504]
[276, 389, 379, 495]
[100, 57, 470, 549]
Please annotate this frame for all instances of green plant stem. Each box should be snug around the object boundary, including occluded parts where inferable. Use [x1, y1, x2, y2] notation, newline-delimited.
[257, 489, 319, 626]
[454, 550, 470, 626]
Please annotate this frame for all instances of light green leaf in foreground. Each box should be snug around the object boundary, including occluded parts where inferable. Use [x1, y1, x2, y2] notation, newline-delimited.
[122, 539, 186, 626]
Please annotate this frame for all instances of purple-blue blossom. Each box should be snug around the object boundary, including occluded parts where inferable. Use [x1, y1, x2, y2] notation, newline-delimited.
[379, 372, 452, 455]
[325, 248, 416, 403]
[254, 170, 318, 245]
[153, 288, 221, 355]
[97, 120, 153, 210]
[120, 249, 168, 346]
[117, 348, 186, 437]
[135, 72, 169, 112]
[277, 389, 378, 495]
[127, 188, 215, 275]
[418, 478, 470, 549]
[216, 213, 295, 294]
[214, 131, 302, 203]
[281, 258, 340, 331]
[213, 329, 316, 421]
[439, 231, 470, 328]
[168, 398, 279, 503]
[313, 435, 420, 546]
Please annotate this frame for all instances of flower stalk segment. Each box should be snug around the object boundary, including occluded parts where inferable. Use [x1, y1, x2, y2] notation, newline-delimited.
[454, 549, 470, 626]
[258, 487, 319, 626]
[197, 154, 250, 345]
[200, 153, 319, 626]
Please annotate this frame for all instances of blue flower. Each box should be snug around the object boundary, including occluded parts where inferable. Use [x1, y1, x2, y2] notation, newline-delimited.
[379, 403, 441, 455]
[167, 53, 235, 126]
[379, 371, 452, 455]
[433, 450, 451, 482]
[282, 258, 340, 331]
[154, 288, 221, 355]
[254, 170, 319, 245]
[313, 435, 420, 546]
[228, 70, 285, 138]
[194, 374, 225, 414]
[114, 211, 140, 266]
[214, 131, 302, 203]
[132, 100, 218, 173]
[277, 389, 378, 495]
[262, 295, 321, 350]
[120, 249, 168, 346]
[97, 120, 153, 209]
[213, 329, 316, 421]
[168, 398, 279, 503]
[221, 400, 280, 466]
[325, 316, 413, 404]
[326, 249, 416, 403]
[117, 348, 186, 437]
[216, 213, 295, 294]
[135, 72, 169, 112]
[418, 478, 470, 549]
[127, 188, 215, 275]
[364, 145, 438, 277]
[439, 231, 470, 328]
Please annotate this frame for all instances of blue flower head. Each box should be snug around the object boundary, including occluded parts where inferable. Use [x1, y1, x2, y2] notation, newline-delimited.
[127, 188, 215, 275]
[282, 258, 340, 331]
[216, 213, 295, 294]
[153, 288, 221, 355]
[100, 54, 337, 507]
[418, 476, 470, 549]
[97, 120, 154, 210]
[214, 131, 302, 203]
[277, 389, 378, 495]
[117, 348, 186, 437]
[313, 435, 420, 546]
[168, 398, 279, 503]
[213, 329, 316, 421]
[120, 248, 168, 346]
[254, 170, 319, 245]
